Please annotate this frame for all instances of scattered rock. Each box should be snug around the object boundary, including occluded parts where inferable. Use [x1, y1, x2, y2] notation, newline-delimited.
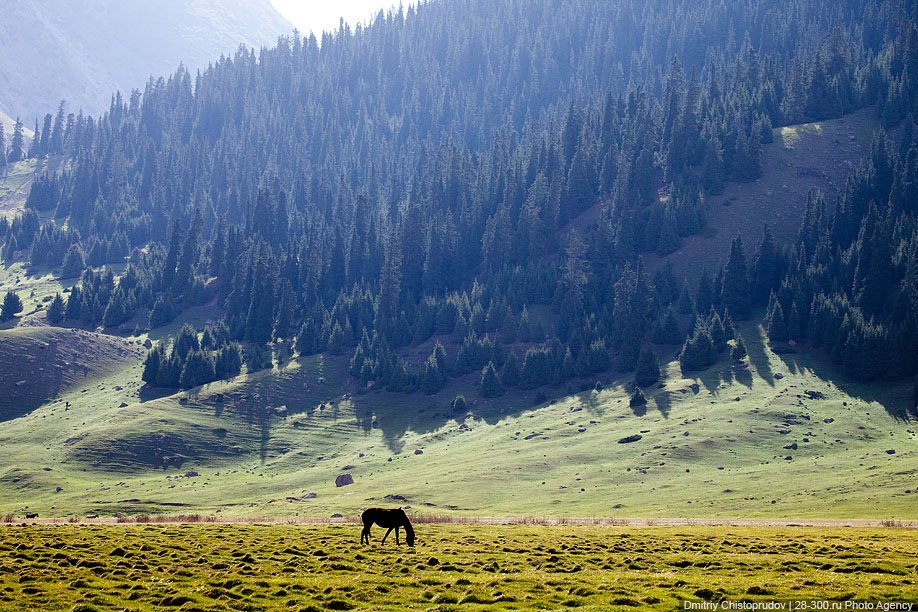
[804, 390, 827, 400]
[143, 338, 153, 349]
[414, 449, 423, 455]
[618, 434, 642, 444]
[119, 402, 129, 408]
[184, 471, 199, 478]
[524, 433, 542, 440]
[458, 423, 469, 430]
[886, 449, 896, 455]
[578, 427, 586, 433]
[824, 418, 834, 423]
[335, 473, 354, 487]
[774, 373, 783, 380]
[783, 443, 798, 450]
[55, 486, 63, 493]
[330, 513, 344, 518]
[274, 405, 288, 415]
[304, 492, 317, 499]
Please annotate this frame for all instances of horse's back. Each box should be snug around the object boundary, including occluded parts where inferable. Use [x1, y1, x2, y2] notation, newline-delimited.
[362, 507, 406, 526]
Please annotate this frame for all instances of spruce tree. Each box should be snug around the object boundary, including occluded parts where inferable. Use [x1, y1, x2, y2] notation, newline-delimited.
[731, 335, 748, 361]
[172, 324, 200, 359]
[47, 293, 65, 324]
[215, 343, 243, 378]
[501, 351, 520, 388]
[180, 350, 216, 389]
[7, 118, 24, 164]
[634, 349, 660, 387]
[721, 236, 752, 320]
[451, 394, 467, 415]
[142, 345, 165, 385]
[766, 297, 789, 342]
[1, 290, 23, 321]
[479, 361, 504, 397]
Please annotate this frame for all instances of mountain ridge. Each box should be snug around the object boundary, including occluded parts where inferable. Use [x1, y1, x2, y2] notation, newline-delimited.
[0, 0, 292, 121]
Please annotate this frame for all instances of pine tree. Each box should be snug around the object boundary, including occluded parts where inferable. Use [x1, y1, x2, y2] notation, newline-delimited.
[172, 324, 200, 359]
[420, 341, 448, 394]
[451, 394, 468, 415]
[679, 323, 716, 371]
[215, 343, 243, 378]
[1, 290, 23, 321]
[652, 306, 682, 345]
[47, 293, 65, 324]
[587, 339, 609, 373]
[519, 346, 553, 389]
[245, 255, 276, 346]
[149, 294, 176, 328]
[629, 386, 647, 407]
[479, 361, 504, 397]
[180, 350, 216, 389]
[765, 295, 789, 342]
[7, 118, 24, 164]
[731, 335, 748, 361]
[634, 349, 660, 387]
[501, 351, 520, 388]
[142, 345, 165, 385]
[721, 236, 752, 319]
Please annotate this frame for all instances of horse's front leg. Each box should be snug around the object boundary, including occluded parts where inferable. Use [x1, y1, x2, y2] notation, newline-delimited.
[395, 526, 400, 545]
[381, 527, 393, 544]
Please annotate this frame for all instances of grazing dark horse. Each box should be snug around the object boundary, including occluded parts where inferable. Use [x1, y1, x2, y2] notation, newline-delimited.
[360, 508, 415, 546]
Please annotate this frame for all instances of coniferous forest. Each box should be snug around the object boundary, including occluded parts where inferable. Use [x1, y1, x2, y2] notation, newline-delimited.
[2, 0, 917, 398]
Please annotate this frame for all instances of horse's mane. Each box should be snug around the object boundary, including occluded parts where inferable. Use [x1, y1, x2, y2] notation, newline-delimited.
[400, 510, 415, 539]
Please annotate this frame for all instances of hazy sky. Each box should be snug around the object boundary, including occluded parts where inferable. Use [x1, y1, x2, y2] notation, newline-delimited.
[269, 1, 398, 35]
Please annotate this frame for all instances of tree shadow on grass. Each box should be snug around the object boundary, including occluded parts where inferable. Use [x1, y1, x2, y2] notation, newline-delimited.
[772, 347, 914, 421]
[652, 390, 672, 418]
[740, 322, 775, 385]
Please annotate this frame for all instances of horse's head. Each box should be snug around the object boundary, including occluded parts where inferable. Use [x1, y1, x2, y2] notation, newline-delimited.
[406, 530, 415, 546]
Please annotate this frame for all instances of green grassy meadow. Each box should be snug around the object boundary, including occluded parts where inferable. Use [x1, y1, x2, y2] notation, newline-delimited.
[1, 523, 915, 611]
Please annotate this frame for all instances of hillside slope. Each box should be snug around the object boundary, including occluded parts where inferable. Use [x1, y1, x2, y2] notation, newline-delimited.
[0, 0, 291, 121]
[0, 327, 144, 420]
[645, 109, 883, 279]
[0, 319, 913, 519]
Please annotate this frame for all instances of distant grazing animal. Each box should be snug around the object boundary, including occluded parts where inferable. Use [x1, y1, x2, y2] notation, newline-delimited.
[360, 508, 415, 547]
[24, 513, 38, 519]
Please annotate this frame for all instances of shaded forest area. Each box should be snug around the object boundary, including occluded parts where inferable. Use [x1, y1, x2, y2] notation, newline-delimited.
[1, 0, 916, 399]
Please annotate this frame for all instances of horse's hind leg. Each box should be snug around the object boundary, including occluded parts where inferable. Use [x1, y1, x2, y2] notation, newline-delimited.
[381, 527, 393, 544]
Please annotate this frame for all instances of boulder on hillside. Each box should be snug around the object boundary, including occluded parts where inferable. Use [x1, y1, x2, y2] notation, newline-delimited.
[335, 473, 354, 487]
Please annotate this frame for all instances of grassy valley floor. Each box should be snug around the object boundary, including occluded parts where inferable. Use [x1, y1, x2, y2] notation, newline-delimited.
[0, 523, 915, 611]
